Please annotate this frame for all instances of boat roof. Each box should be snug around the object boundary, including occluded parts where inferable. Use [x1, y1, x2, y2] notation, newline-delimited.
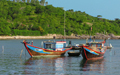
[43, 40, 66, 44]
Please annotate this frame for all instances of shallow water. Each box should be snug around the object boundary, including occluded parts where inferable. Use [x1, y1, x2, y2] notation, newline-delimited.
[0, 39, 119, 75]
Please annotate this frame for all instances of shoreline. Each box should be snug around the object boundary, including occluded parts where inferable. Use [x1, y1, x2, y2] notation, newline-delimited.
[0, 34, 120, 39]
[0, 36, 54, 39]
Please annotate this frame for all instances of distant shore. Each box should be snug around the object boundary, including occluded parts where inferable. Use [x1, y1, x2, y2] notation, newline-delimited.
[0, 33, 120, 39]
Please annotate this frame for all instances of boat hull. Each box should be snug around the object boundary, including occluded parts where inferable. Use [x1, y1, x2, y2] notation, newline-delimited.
[68, 51, 81, 56]
[28, 47, 66, 57]
[81, 46, 107, 60]
[23, 42, 72, 57]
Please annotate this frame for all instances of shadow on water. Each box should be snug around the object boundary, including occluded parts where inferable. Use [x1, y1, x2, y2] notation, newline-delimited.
[80, 58, 105, 72]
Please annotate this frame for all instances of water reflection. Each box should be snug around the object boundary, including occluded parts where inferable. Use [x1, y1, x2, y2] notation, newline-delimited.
[24, 56, 65, 75]
[80, 58, 105, 73]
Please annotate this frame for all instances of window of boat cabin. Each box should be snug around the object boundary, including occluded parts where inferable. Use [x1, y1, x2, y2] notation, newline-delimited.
[56, 43, 64, 48]
[88, 43, 102, 47]
[97, 43, 102, 47]
[91, 43, 96, 46]
[87, 43, 96, 46]
[45, 44, 55, 49]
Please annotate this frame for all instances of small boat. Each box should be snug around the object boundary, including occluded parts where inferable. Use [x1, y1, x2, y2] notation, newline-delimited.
[68, 50, 81, 56]
[22, 40, 72, 57]
[68, 45, 82, 56]
[81, 40, 107, 60]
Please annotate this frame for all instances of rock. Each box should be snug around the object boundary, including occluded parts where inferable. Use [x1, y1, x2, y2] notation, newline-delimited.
[109, 34, 115, 37]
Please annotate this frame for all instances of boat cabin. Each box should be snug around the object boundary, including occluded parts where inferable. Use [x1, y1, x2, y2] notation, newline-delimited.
[43, 41, 66, 51]
[86, 42, 104, 48]
[86, 42, 105, 52]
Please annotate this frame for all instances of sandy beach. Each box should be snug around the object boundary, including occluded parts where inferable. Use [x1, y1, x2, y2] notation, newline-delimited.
[0, 36, 54, 39]
[0, 33, 120, 40]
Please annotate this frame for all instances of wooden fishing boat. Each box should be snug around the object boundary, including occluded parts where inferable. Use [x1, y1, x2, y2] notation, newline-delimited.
[22, 9, 72, 57]
[22, 40, 72, 57]
[81, 40, 107, 60]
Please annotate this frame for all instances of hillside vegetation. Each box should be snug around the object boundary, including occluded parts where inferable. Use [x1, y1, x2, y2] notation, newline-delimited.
[0, 1, 120, 36]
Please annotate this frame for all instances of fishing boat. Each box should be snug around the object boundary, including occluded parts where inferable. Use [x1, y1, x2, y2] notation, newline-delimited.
[22, 40, 72, 57]
[81, 40, 107, 60]
[68, 45, 82, 56]
[68, 50, 81, 56]
[22, 9, 73, 57]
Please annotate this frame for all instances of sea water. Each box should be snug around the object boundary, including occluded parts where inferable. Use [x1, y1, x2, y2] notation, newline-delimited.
[0, 39, 119, 75]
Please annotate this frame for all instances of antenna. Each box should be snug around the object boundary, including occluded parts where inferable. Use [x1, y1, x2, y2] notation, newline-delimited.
[64, 9, 66, 41]
[64, 9, 65, 36]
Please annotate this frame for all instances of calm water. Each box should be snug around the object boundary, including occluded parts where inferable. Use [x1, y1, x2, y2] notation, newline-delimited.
[0, 39, 120, 75]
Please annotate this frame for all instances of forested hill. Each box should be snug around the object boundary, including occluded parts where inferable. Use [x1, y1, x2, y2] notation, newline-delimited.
[0, 1, 120, 36]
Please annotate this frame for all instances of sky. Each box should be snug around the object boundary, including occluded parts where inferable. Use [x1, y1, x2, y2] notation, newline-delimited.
[45, 0, 120, 20]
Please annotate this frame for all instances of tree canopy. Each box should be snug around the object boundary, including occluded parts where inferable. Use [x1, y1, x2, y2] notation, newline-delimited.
[0, 0, 120, 36]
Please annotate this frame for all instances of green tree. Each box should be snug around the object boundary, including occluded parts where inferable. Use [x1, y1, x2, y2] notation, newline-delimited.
[45, 2, 48, 6]
[13, 0, 15, 2]
[40, 0, 45, 6]
[0, 0, 120, 36]
[31, 0, 35, 3]
[97, 15, 102, 18]
[0, 19, 11, 35]
[27, 0, 30, 3]
[38, 26, 44, 34]
[22, 0, 25, 2]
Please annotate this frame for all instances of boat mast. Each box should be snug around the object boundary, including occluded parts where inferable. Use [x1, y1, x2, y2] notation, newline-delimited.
[89, 26, 92, 41]
[64, 9, 66, 41]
